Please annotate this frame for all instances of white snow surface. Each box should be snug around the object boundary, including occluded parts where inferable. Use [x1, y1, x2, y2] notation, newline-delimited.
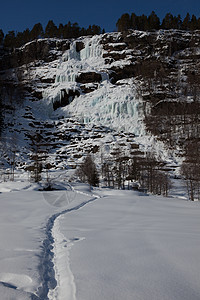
[0, 180, 200, 299]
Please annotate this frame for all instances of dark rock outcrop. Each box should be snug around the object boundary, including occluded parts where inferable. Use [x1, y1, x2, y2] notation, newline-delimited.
[53, 89, 80, 110]
[0, 39, 70, 70]
[80, 84, 98, 93]
[152, 101, 200, 116]
[76, 72, 102, 84]
[76, 41, 85, 52]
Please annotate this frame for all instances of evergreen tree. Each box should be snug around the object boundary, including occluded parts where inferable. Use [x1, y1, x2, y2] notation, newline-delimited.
[161, 13, 174, 29]
[15, 32, 24, 48]
[23, 28, 30, 43]
[86, 24, 102, 36]
[190, 15, 198, 30]
[15, 28, 30, 47]
[80, 27, 87, 37]
[58, 23, 64, 38]
[0, 29, 4, 45]
[91, 24, 102, 35]
[86, 25, 92, 35]
[173, 14, 182, 29]
[4, 31, 16, 48]
[148, 11, 160, 30]
[30, 23, 44, 40]
[116, 13, 131, 31]
[45, 20, 58, 38]
[138, 14, 149, 31]
[130, 13, 138, 30]
[182, 13, 190, 30]
[71, 22, 80, 38]
[63, 21, 72, 38]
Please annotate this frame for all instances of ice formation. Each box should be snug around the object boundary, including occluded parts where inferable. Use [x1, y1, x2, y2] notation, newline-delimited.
[44, 34, 144, 135]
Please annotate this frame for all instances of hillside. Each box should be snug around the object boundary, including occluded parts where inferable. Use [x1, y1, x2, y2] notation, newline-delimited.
[1, 30, 200, 300]
[0, 29, 200, 196]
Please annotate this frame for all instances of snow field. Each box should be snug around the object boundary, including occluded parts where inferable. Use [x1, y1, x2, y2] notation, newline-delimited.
[0, 181, 93, 299]
[58, 189, 200, 300]
[0, 181, 200, 300]
[48, 216, 76, 300]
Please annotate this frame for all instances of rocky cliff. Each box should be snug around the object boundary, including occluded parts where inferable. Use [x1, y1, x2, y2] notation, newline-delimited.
[0, 30, 200, 186]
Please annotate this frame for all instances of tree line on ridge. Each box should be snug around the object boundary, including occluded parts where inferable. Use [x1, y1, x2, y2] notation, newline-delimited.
[116, 12, 200, 32]
[0, 21, 104, 49]
[1, 12, 200, 50]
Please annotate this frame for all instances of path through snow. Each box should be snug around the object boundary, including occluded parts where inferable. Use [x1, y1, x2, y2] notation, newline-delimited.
[45, 186, 99, 300]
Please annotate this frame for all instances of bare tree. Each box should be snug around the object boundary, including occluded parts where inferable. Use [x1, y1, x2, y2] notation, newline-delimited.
[102, 160, 113, 188]
[29, 133, 44, 182]
[181, 161, 200, 201]
[76, 154, 99, 187]
[181, 141, 200, 201]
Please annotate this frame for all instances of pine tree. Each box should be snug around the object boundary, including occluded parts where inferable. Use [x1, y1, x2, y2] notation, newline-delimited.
[182, 13, 190, 30]
[138, 14, 149, 31]
[71, 22, 80, 38]
[4, 31, 16, 48]
[0, 29, 4, 45]
[116, 13, 131, 31]
[130, 13, 138, 30]
[45, 20, 58, 38]
[30, 23, 44, 40]
[58, 23, 64, 38]
[63, 21, 72, 39]
[173, 14, 182, 29]
[161, 13, 174, 29]
[15, 28, 30, 47]
[190, 15, 198, 30]
[91, 24, 102, 35]
[148, 11, 160, 30]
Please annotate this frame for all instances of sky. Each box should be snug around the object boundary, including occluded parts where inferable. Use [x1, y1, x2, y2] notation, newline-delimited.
[0, 0, 199, 34]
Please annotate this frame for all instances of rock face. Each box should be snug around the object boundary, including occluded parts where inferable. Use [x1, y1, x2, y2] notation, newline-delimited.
[151, 101, 200, 116]
[53, 89, 80, 110]
[1, 29, 200, 172]
[0, 39, 70, 69]
[76, 72, 102, 84]
[76, 41, 85, 52]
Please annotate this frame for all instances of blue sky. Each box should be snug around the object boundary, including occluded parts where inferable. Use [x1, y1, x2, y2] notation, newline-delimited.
[1, 0, 199, 34]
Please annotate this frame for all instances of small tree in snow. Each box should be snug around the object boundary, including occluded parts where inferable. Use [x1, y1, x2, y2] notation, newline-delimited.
[181, 161, 200, 201]
[76, 154, 99, 187]
[29, 133, 44, 183]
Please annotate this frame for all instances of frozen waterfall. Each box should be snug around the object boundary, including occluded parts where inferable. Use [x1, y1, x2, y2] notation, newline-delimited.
[44, 34, 144, 136]
[55, 35, 104, 84]
[65, 80, 144, 136]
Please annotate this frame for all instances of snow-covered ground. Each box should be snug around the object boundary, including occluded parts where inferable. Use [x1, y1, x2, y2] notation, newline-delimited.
[0, 179, 200, 300]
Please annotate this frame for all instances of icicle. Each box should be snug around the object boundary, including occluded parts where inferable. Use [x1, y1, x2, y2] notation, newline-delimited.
[80, 36, 102, 60]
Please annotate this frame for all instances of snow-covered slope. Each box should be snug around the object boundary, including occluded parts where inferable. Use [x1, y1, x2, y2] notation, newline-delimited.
[1, 30, 200, 176]
[1, 31, 200, 300]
